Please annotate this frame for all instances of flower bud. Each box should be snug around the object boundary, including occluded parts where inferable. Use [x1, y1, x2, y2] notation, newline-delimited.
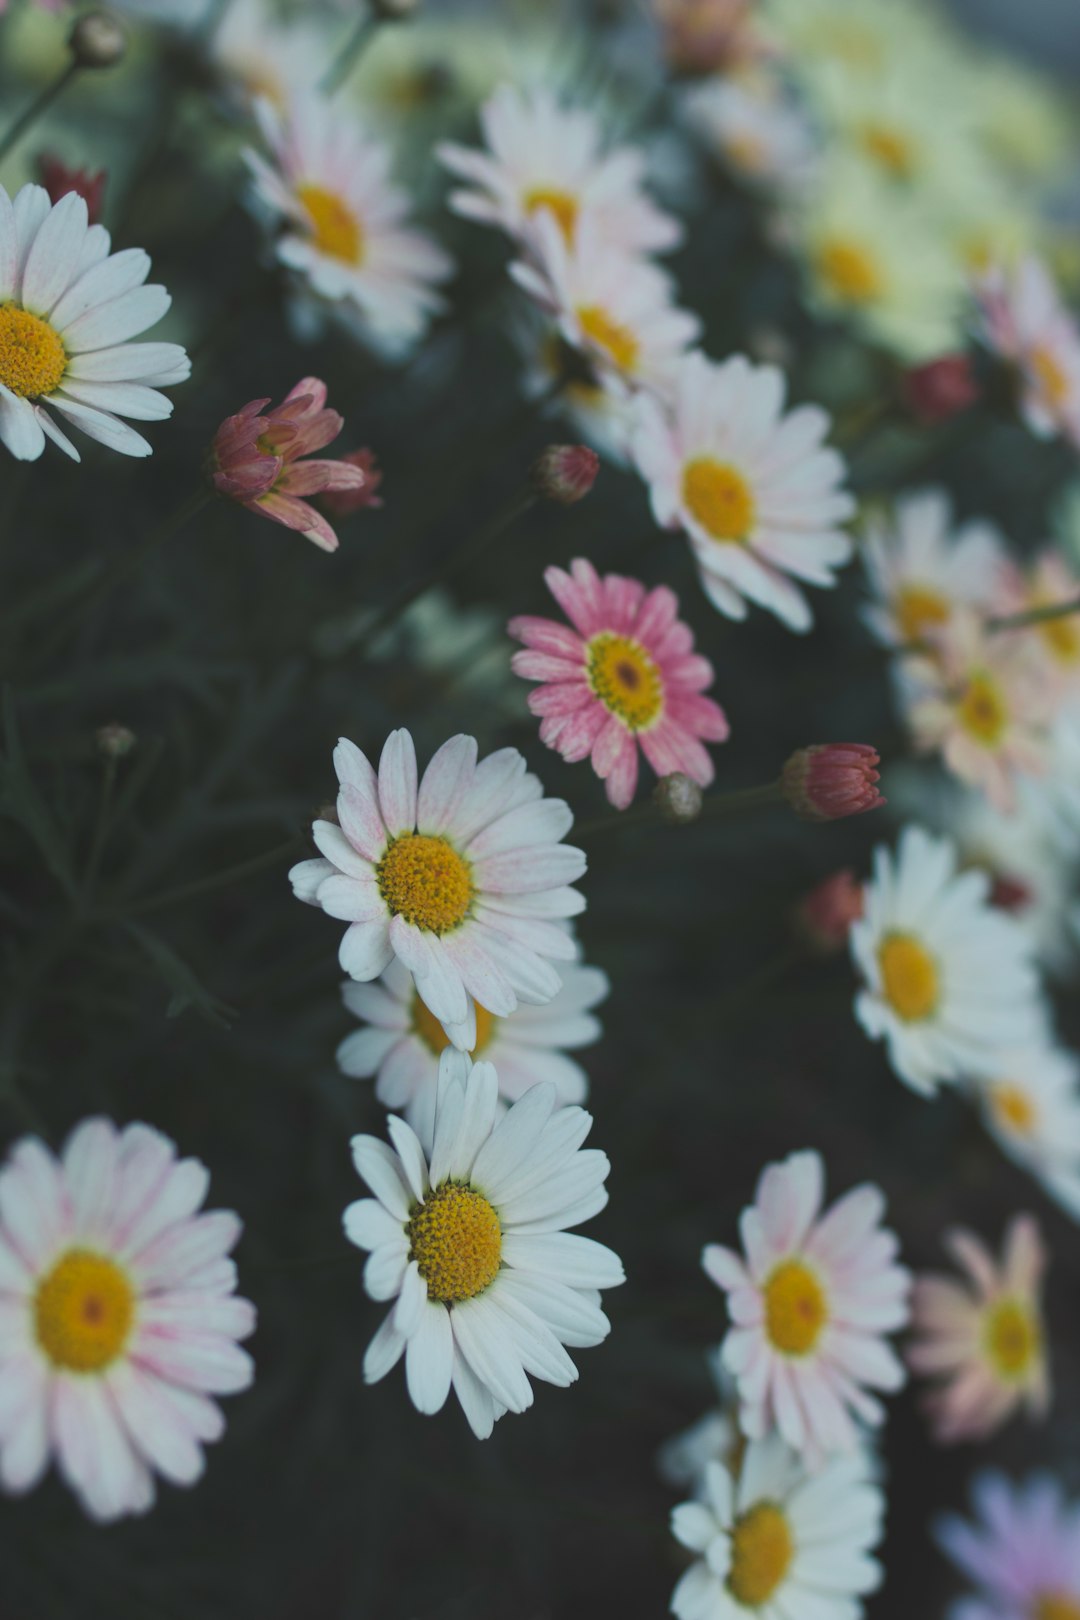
[95, 723, 136, 759]
[781, 744, 885, 822]
[532, 445, 599, 506]
[320, 449, 383, 516]
[37, 155, 107, 224]
[793, 869, 865, 955]
[653, 772, 703, 824]
[68, 11, 127, 70]
[901, 354, 979, 426]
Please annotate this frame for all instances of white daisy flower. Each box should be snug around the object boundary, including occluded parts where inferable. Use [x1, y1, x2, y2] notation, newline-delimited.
[0, 184, 190, 463]
[977, 1044, 1080, 1223]
[0, 1118, 255, 1521]
[976, 255, 1080, 449]
[336, 956, 610, 1137]
[632, 348, 854, 632]
[670, 1434, 884, 1620]
[210, 0, 328, 113]
[861, 488, 1008, 647]
[343, 1050, 624, 1438]
[703, 1149, 910, 1469]
[513, 304, 640, 464]
[850, 824, 1045, 1096]
[438, 83, 681, 256]
[245, 94, 453, 357]
[289, 729, 587, 1031]
[683, 76, 818, 195]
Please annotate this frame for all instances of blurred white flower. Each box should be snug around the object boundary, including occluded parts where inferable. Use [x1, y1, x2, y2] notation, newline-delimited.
[976, 1044, 1080, 1224]
[861, 487, 1008, 649]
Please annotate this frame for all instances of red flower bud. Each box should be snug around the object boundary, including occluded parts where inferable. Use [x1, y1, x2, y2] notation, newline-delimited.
[781, 744, 885, 823]
[532, 444, 599, 505]
[793, 869, 865, 955]
[901, 354, 979, 426]
[37, 155, 107, 224]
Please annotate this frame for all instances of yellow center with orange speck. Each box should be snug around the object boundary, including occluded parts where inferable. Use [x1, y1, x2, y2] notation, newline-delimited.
[377, 834, 474, 934]
[879, 933, 939, 1022]
[297, 183, 365, 266]
[990, 1083, 1037, 1136]
[586, 633, 664, 730]
[763, 1259, 828, 1356]
[0, 305, 67, 399]
[727, 1503, 795, 1606]
[682, 457, 756, 544]
[407, 1184, 502, 1303]
[34, 1249, 135, 1373]
[817, 239, 883, 305]
[576, 304, 640, 374]
[896, 584, 951, 642]
[984, 1297, 1041, 1382]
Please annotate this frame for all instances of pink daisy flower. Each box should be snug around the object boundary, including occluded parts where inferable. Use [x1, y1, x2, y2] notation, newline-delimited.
[508, 558, 730, 810]
[907, 1215, 1049, 1446]
[976, 256, 1080, 449]
[938, 1472, 1080, 1620]
[0, 1118, 255, 1521]
[702, 1149, 911, 1470]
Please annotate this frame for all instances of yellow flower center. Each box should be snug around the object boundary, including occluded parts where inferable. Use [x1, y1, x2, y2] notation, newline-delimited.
[0, 305, 68, 399]
[576, 304, 640, 374]
[524, 186, 579, 244]
[727, 1503, 795, 1608]
[725, 133, 769, 176]
[586, 633, 664, 731]
[412, 992, 497, 1057]
[1034, 1596, 1080, 1620]
[817, 238, 884, 305]
[763, 1259, 828, 1357]
[896, 584, 951, 642]
[990, 1083, 1037, 1136]
[407, 1183, 502, 1303]
[1032, 597, 1080, 664]
[878, 932, 939, 1022]
[376, 833, 474, 935]
[682, 457, 756, 543]
[957, 671, 1009, 748]
[34, 1248, 135, 1373]
[1031, 345, 1069, 411]
[984, 1297, 1042, 1382]
[860, 123, 916, 179]
[296, 183, 365, 266]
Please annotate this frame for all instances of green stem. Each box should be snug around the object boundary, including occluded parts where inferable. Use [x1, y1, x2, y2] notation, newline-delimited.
[124, 836, 304, 917]
[80, 754, 118, 904]
[320, 15, 379, 95]
[0, 61, 80, 167]
[988, 596, 1080, 634]
[574, 780, 784, 839]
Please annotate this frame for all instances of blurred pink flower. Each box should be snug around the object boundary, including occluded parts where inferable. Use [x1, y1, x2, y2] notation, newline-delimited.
[794, 869, 865, 956]
[976, 257, 1080, 449]
[781, 743, 885, 822]
[509, 557, 730, 809]
[938, 1472, 1080, 1620]
[36, 155, 106, 224]
[901, 354, 979, 425]
[908, 1215, 1050, 1446]
[210, 377, 366, 553]
[319, 448, 383, 516]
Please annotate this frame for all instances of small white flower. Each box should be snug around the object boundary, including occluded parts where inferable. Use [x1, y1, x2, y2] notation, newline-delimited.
[683, 76, 818, 194]
[344, 1051, 624, 1438]
[861, 487, 1007, 648]
[976, 255, 1080, 449]
[976, 1044, 1080, 1224]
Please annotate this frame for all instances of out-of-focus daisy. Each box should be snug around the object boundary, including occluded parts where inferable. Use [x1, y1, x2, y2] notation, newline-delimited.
[288, 729, 586, 1032]
[908, 1216, 1049, 1444]
[0, 1119, 255, 1521]
[977, 1045, 1080, 1223]
[438, 84, 681, 255]
[210, 0, 327, 112]
[976, 256, 1080, 449]
[953, 791, 1076, 975]
[683, 76, 817, 194]
[508, 558, 730, 810]
[998, 548, 1080, 704]
[861, 488, 1007, 648]
[632, 349, 854, 632]
[343, 1050, 624, 1438]
[850, 824, 1044, 1096]
[514, 306, 639, 463]
[702, 1149, 910, 1468]
[670, 1434, 884, 1619]
[938, 1472, 1080, 1620]
[0, 185, 190, 463]
[764, 0, 946, 85]
[337, 956, 609, 1137]
[656, 0, 769, 76]
[245, 95, 453, 357]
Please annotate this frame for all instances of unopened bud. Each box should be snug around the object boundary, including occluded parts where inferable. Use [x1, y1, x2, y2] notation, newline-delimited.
[653, 772, 703, 824]
[532, 444, 599, 506]
[37, 155, 107, 224]
[901, 354, 979, 426]
[781, 744, 885, 823]
[69, 11, 127, 70]
[95, 722, 136, 759]
[793, 869, 865, 955]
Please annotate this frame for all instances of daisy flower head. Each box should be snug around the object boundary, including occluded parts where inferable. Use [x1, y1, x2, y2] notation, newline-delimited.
[245, 94, 453, 357]
[288, 729, 586, 1032]
[948, 789, 1076, 975]
[1000, 547, 1080, 703]
[850, 824, 1045, 1096]
[702, 1149, 911, 1469]
[337, 956, 609, 1140]
[860, 487, 1008, 648]
[0, 184, 190, 463]
[508, 558, 730, 810]
[670, 1434, 884, 1620]
[0, 1118, 255, 1521]
[976, 256, 1080, 449]
[683, 75, 818, 196]
[907, 1215, 1049, 1445]
[343, 1049, 624, 1438]
[210, 0, 327, 114]
[438, 83, 681, 256]
[632, 349, 854, 632]
[978, 1044, 1080, 1224]
[937, 1471, 1080, 1620]
[513, 303, 640, 464]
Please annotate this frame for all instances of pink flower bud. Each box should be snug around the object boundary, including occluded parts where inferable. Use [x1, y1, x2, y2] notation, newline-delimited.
[319, 448, 383, 516]
[793, 869, 865, 955]
[37, 154, 106, 224]
[781, 744, 885, 822]
[532, 444, 599, 505]
[901, 354, 979, 425]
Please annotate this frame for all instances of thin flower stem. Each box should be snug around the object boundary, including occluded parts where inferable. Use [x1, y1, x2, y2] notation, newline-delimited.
[320, 15, 379, 95]
[574, 780, 784, 839]
[80, 754, 118, 903]
[988, 596, 1080, 634]
[123, 836, 305, 918]
[0, 60, 79, 166]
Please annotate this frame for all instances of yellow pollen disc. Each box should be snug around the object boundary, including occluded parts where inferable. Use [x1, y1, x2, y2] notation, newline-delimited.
[984, 1297, 1042, 1382]
[576, 304, 640, 374]
[1031, 345, 1069, 411]
[34, 1249, 135, 1373]
[957, 670, 1009, 748]
[861, 124, 915, 179]
[896, 583, 951, 642]
[682, 457, 756, 544]
[727, 1502, 795, 1608]
[586, 633, 664, 731]
[523, 186, 579, 244]
[412, 992, 497, 1057]
[817, 238, 883, 305]
[763, 1259, 828, 1357]
[408, 1183, 502, 1304]
[1032, 598, 1080, 664]
[1035, 1597, 1080, 1620]
[878, 932, 939, 1022]
[726, 133, 769, 176]
[0, 305, 67, 400]
[296, 183, 365, 266]
[377, 833, 473, 934]
[991, 1083, 1037, 1136]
